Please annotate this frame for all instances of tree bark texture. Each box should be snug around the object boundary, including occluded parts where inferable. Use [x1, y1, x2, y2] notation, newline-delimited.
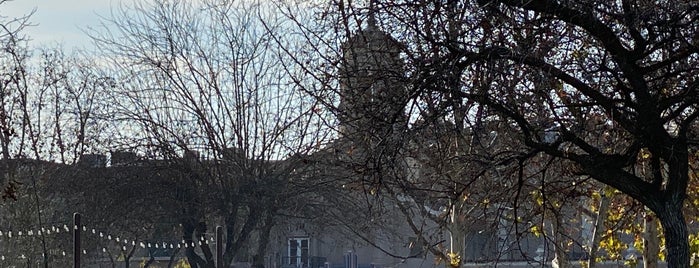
[656, 200, 690, 268]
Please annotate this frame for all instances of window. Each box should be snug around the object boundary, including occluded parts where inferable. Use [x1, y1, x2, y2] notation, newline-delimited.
[288, 237, 309, 267]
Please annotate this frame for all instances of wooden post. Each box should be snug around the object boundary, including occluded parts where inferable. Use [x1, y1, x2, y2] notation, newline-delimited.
[73, 213, 81, 268]
[216, 226, 223, 268]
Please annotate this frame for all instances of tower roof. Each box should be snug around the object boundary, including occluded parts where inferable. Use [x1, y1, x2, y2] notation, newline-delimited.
[343, 17, 402, 53]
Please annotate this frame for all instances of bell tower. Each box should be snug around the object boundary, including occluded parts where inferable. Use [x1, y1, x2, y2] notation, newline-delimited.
[337, 7, 407, 140]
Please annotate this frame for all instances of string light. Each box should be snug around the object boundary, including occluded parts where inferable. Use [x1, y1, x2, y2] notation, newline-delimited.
[0, 222, 225, 259]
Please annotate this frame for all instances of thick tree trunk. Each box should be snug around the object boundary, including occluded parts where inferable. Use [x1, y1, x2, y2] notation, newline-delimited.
[253, 213, 275, 268]
[643, 211, 659, 268]
[587, 189, 611, 268]
[656, 200, 689, 268]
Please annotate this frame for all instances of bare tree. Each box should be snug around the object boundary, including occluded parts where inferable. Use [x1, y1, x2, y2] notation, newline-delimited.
[89, 1, 329, 267]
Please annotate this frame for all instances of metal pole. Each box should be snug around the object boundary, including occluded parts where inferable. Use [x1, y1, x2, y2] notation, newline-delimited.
[73, 213, 81, 268]
[216, 226, 223, 268]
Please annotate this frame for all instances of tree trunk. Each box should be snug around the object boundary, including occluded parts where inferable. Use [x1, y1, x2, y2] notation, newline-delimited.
[588, 188, 611, 268]
[253, 212, 276, 268]
[195, 221, 216, 268]
[643, 211, 659, 268]
[167, 247, 181, 268]
[143, 252, 156, 268]
[655, 200, 689, 268]
[184, 221, 206, 268]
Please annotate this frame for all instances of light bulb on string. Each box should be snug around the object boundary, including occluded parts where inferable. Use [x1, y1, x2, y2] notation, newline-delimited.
[18, 231, 22, 236]
[108, 235, 112, 240]
[92, 229, 96, 234]
[140, 242, 145, 248]
[100, 232, 103, 238]
[116, 237, 120, 242]
[82, 226, 87, 232]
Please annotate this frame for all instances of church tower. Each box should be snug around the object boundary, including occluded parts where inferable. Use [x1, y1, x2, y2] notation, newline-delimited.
[338, 10, 407, 141]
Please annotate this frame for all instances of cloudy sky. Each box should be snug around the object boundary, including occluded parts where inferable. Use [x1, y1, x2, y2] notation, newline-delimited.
[2, 0, 123, 51]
